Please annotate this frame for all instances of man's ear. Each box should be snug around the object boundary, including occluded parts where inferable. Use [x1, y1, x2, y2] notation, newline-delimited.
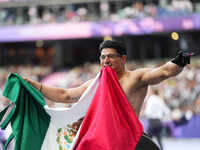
[122, 55, 127, 63]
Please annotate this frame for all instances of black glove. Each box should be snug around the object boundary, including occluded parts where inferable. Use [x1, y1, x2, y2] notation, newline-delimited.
[171, 50, 191, 67]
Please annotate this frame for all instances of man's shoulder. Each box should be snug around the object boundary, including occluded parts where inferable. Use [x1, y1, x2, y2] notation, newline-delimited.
[128, 68, 153, 76]
[124, 69, 150, 90]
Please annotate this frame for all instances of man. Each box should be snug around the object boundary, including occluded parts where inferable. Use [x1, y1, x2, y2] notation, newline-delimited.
[144, 88, 171, 150]
[24, 40, 190, 149]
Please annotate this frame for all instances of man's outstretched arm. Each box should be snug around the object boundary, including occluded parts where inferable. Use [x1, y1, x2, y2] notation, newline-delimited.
[23, 77, 92, 103]
[137, 50, 191, 86]
[139, 61, 183, 86]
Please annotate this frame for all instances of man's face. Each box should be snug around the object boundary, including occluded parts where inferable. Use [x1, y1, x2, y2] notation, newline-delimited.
[100, 48, 126, 72]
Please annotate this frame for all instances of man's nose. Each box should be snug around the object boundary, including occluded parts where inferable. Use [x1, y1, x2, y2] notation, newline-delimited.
[104, 55, 110, 61]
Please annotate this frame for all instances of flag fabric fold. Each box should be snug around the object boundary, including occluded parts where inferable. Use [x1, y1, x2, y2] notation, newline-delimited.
[0, 67, 144, 150]
[0, 73, 50, 150]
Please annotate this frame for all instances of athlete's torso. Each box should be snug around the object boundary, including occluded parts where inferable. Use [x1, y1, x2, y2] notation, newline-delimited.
[119, 70, 148, 116]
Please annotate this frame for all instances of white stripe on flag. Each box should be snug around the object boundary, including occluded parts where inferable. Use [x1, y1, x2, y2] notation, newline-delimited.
[41, 73, 100, 150]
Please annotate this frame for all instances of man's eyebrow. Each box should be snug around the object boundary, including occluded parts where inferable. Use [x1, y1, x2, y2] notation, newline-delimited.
[101, 53, 117, 55]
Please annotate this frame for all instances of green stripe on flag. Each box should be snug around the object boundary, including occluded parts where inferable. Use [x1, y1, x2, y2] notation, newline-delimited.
[0, 73, 50, 150]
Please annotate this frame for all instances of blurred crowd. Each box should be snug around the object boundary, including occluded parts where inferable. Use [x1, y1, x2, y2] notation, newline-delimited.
[108, 0, 194, 21]
[0, 0, 197, 26]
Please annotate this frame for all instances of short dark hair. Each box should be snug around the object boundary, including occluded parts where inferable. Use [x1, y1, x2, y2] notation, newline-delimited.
[99, 40, 127, 55]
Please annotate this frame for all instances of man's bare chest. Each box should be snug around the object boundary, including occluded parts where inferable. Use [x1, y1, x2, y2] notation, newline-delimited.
[120, 81, 147, 100]
[119, 78, 148, 114]
[119, 77, 138, 95]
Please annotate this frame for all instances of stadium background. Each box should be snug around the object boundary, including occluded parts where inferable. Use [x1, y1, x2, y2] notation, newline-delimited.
[0, 0, 200, 150]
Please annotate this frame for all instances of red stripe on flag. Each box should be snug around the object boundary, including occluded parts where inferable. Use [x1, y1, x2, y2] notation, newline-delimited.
[74, 66, 143, 150]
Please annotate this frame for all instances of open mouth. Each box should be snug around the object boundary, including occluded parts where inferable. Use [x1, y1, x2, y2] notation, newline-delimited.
[104, 63, 112, 67]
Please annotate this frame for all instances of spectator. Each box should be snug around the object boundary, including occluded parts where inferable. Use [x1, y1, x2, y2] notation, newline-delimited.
[171, 0, 193, 13]
[144, 87, 171, 150]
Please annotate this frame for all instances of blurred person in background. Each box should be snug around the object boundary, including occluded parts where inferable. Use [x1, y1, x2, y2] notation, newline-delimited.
[144, 87, 171, 150]
[0, 129, 6, 149]
[23, 40, 191, 149]
[0, 96, 12, 150]
[171, 0, 193, 14]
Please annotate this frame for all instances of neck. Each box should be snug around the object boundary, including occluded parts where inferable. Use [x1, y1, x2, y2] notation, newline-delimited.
[116, 67, 126, 79]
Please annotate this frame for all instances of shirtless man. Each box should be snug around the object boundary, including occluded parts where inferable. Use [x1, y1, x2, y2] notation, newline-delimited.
[24, 40, 190, 117]
[24, 40, 190, 150]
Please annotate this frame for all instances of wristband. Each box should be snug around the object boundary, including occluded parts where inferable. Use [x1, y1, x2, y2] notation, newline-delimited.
[39, 83, 43, 92]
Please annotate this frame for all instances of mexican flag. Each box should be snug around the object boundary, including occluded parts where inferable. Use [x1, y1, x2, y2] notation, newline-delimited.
[0, 66, 143, 150]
